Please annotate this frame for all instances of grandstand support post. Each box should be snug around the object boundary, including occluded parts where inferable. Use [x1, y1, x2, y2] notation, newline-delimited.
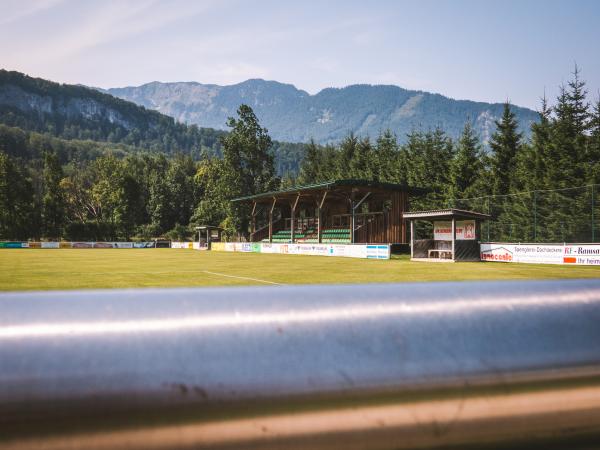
[290, 194, 300, 243]
[269, 197, 276, 244]
[451, 216, 456, 261]
[351, 192, 371, 244]
[317, 191, 328, 244]
[351, 199, 355, 244]
[410, 219, 414, 258]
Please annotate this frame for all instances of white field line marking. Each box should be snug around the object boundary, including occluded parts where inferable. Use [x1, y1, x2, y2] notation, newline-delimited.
[201, 270, 285, 286]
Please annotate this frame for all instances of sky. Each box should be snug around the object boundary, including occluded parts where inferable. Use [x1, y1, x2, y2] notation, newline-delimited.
[1, 0, 599, 110]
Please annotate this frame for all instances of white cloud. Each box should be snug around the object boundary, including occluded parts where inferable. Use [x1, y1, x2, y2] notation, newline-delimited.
[0, 0, 66, 25]
[13, 0, 220, 63]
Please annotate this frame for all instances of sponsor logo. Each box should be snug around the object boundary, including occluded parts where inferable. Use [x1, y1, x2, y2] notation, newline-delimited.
[565, 246, 600, 255]
[480, 246, 513, 261]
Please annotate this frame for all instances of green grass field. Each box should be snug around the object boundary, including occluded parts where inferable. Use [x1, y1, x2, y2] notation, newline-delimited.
[1, 249, 599, 291]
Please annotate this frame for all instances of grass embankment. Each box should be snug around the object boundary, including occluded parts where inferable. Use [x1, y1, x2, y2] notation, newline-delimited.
[0, 249, 598, 291]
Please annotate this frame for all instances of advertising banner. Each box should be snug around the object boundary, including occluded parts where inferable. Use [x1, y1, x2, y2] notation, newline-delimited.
[4, 241, 158, 249]
[71, 242, 94, 248]
[93, 242, 115, 248]
[133, 242, 155, 248]
[366, 245, 392, 259]
[211, 242, 226, 251]
[434, 220, 476, 240]
[212, 242, 390, 260]
[480, 243, 600, 265]
[0, 242, 28, 248]
[171, 242, 194, 249]
[563, 245, 600, 265]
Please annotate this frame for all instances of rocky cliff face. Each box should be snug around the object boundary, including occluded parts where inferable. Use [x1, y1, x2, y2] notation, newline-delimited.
[106, 79, 539, 145]
[0, 83, 134, 130]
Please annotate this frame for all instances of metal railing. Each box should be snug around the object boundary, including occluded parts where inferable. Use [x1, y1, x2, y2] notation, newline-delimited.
[1, 279, 600, 449]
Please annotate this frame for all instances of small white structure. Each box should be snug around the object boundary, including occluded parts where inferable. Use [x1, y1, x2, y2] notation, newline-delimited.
[403, 209, 490, 262]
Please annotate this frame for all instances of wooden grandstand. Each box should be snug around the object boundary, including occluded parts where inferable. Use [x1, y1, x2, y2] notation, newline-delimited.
[232, 180, 424, 244]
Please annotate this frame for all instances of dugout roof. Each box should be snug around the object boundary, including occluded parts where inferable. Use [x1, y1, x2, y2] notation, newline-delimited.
[231, 179, 426, 203]
[403, 209, 491, 221]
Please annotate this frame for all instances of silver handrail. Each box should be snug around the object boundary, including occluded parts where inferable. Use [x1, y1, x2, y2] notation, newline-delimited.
[1, 279, 600, 449]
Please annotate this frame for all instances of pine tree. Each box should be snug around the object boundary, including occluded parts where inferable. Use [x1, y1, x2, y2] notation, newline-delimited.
[522, 94, 552, 190]
[375, 130, 400, 183]
[567, 64, 590, 135]
[297, 139, 321, 185]
[221, 104, 277, 237]
[507, 94, 552, 242]
[448, 122, 483, 201]
[587, 96, 600, 184]
[489, 102, 522, 196]
[337, 133, 359, 178]
[349, 137, 374, 179]
[403, 130, 425, 189]
[423, 128, 454, 206]
[319, 144, 340, 181]
[541, 69, 591, 241]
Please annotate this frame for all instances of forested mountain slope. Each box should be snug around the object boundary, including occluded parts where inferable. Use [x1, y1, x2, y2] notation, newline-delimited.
[0, 70, 306, 174]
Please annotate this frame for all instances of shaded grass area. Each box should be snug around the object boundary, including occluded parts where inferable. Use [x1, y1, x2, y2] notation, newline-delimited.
[0, 249, 599, 291]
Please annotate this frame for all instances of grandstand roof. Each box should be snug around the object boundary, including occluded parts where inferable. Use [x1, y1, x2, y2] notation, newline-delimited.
[231, 179, 426, 202]
[403, 209, 491, 220]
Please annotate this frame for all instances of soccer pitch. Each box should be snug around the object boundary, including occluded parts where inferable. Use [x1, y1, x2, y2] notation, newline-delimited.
[1, 249, 599, 291]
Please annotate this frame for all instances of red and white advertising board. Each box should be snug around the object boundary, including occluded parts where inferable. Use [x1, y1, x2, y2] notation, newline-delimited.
[434, 220, 476, 240]
[480, 243, 600, 265]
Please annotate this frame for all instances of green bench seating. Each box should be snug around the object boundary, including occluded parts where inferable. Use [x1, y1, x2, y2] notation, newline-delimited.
[261, 228, 350, 243]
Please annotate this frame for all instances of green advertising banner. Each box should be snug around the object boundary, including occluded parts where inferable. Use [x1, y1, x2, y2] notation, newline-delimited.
[0, 242, 26, 248]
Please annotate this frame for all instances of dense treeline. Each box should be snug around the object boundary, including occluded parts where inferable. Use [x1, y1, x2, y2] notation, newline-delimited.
[0, 105, 279, 241]
[0, 123, 305, 175]
[1, 68, 599, 242]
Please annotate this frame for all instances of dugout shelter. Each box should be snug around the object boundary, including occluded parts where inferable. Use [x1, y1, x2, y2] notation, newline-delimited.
[195, 225, 223, 249]
[232, 179, 424, 245]
[403, 209, 491, 262]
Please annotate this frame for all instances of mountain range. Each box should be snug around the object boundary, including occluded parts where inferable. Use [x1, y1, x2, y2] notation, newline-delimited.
[105, 79, 540, 145]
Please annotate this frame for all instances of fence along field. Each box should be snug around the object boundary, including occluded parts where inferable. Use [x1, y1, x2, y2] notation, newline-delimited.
[451, 184, 600, 243]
